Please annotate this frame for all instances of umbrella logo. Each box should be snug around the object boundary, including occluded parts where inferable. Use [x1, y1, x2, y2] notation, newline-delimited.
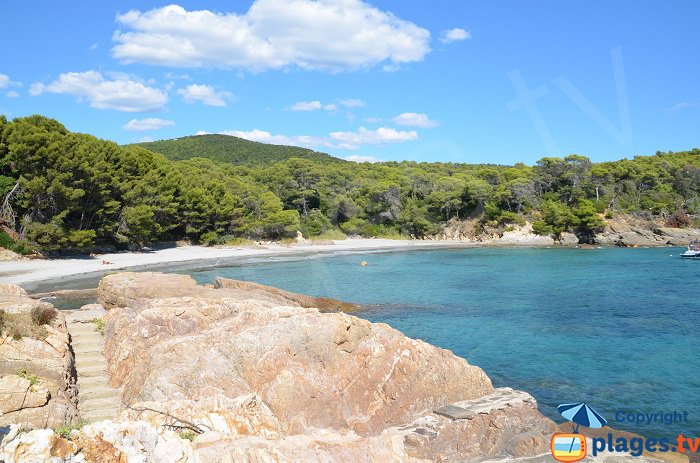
[551, 403, 608, 462]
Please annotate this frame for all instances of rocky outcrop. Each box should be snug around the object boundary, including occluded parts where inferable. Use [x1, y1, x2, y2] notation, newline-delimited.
[213, 277, 359, 311]
[91, 272, 558, 461]
[97, 272, 203, 309]
[593, 217, 700, 247]
[0, 421, 193, 463]
[0, 285, 78, 428]
[97, 272, 358, 312]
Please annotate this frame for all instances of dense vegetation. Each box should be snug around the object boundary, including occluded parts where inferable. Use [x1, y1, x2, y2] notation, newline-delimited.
[0, 115, 698, 253]
[131, 134, 339, 165]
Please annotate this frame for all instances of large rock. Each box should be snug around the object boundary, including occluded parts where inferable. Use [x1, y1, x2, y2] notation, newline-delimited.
[213, 277, 359, 311]
[0, 285, 78, 428]
[97, 272, 202, 309]
[104, 296, 493, 436]
[94, 272, 558, 461]
[97, 272, 358, 312]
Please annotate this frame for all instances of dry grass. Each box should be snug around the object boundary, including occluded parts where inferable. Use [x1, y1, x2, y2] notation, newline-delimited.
[0, 306, 56, 340]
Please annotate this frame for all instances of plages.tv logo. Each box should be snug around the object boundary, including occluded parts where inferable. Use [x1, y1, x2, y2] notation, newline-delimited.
[551, 402, 607, 462]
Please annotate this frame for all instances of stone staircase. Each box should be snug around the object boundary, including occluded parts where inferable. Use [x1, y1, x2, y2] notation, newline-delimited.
[64, 307, 121, 423]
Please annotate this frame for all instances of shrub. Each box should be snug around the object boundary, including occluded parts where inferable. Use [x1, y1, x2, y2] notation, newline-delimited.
[498, 211, 526, 226]
[0, 309, 5, 333]
[54, 419, 88, 440]
[532, 220, 554, 236]
[179, 430, 197, 441]
[339, 217, 369, 236]
[312, 229, 347, 241]
[300, 209, 333, 237]
[666, 209, 691, 228]
[31, 305, 57, 326]
[0, 230, 35, 255]
[17, 369, 39, 386]
[91, 318, 105, 335]
[199, 231, 221, 246]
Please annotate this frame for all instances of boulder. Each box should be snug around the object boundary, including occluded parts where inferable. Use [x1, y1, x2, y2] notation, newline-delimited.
[97, 272, 202, 309]
[0, 427, 76, 463]
[558, 232, 580, 246]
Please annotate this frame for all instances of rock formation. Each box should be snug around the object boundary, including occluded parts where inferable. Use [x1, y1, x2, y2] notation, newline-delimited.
[3, 271, 673, 461]
[92, 272, 556, 461]
[0, 284, 79, 428]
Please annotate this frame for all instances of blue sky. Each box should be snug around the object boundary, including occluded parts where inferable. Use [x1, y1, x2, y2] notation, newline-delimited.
[1, 0, 698, 164]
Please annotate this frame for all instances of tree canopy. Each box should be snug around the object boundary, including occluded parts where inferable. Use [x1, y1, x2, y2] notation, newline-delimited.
[1, 115, 698, 253]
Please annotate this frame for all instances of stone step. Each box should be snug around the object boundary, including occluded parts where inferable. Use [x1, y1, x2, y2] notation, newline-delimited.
[78, 374, 113, 388]
[75, 352, 105, 367]
[79, 387, 119, 401]
[72, 343, 104, 354]
[77, 364, 108, 378]
[68, 322, 101, 332]
[71, 331, 104, 341]
[79, 396, 121, 412]
[81, 408, 120, 423]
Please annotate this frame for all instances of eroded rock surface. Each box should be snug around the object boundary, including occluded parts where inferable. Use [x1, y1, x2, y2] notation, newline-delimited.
[93, 272, 557, 461]
[0, 284, 78, 428]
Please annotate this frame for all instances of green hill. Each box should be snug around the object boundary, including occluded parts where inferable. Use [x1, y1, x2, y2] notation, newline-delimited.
[129, 134, 342, 165]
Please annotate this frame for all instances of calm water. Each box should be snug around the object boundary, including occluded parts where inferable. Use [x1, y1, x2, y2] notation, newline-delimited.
[181, 247, 699, 438]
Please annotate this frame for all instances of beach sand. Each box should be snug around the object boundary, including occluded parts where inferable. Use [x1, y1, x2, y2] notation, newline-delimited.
[0, 239, 474, 288]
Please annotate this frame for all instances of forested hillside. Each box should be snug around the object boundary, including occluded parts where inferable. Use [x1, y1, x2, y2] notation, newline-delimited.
[1, 115, 699, 253]
[131, 134, 340, 165]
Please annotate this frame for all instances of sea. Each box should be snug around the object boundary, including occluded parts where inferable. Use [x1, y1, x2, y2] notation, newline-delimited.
[47, 246, 700, 438]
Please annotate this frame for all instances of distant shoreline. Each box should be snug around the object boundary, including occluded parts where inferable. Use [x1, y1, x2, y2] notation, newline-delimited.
[1, 239, 472, 289]
[0, 238, 685, 291]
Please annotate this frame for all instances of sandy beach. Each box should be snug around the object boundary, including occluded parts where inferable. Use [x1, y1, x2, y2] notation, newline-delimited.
[0, 239, 474, 289]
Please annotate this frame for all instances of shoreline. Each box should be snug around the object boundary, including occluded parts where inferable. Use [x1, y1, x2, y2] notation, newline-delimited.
[0, 238, 685, 291]
[1, 239, 477, 290]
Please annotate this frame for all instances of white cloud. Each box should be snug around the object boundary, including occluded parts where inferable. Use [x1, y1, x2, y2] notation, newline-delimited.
[392, 112, 438, 128]
[177, 84, 233, 106]
[5, 91, 20, 98]
[440, 28, 470, 44]
[29, 71, 167, 112]
[288, 100, 336, 111]
[344, 155, 383, 163]
[0, 74, 21, 90]
[330, 126, 418, 147]
[165, 72, 192, 81]
[112, 1, 430, 72]
[123, 117, 175, 131]
[340, 98, 365, 108]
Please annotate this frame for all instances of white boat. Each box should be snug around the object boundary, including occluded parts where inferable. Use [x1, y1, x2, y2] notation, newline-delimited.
[681, 240, 700, 258]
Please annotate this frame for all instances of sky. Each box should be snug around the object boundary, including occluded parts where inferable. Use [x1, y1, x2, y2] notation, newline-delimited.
[0, 0, 698, 165]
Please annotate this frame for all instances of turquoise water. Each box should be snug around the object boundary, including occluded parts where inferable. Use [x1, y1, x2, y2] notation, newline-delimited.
[185, 247, 700, 438]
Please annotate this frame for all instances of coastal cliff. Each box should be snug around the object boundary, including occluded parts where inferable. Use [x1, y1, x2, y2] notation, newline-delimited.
[431, 216, 700, 247]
